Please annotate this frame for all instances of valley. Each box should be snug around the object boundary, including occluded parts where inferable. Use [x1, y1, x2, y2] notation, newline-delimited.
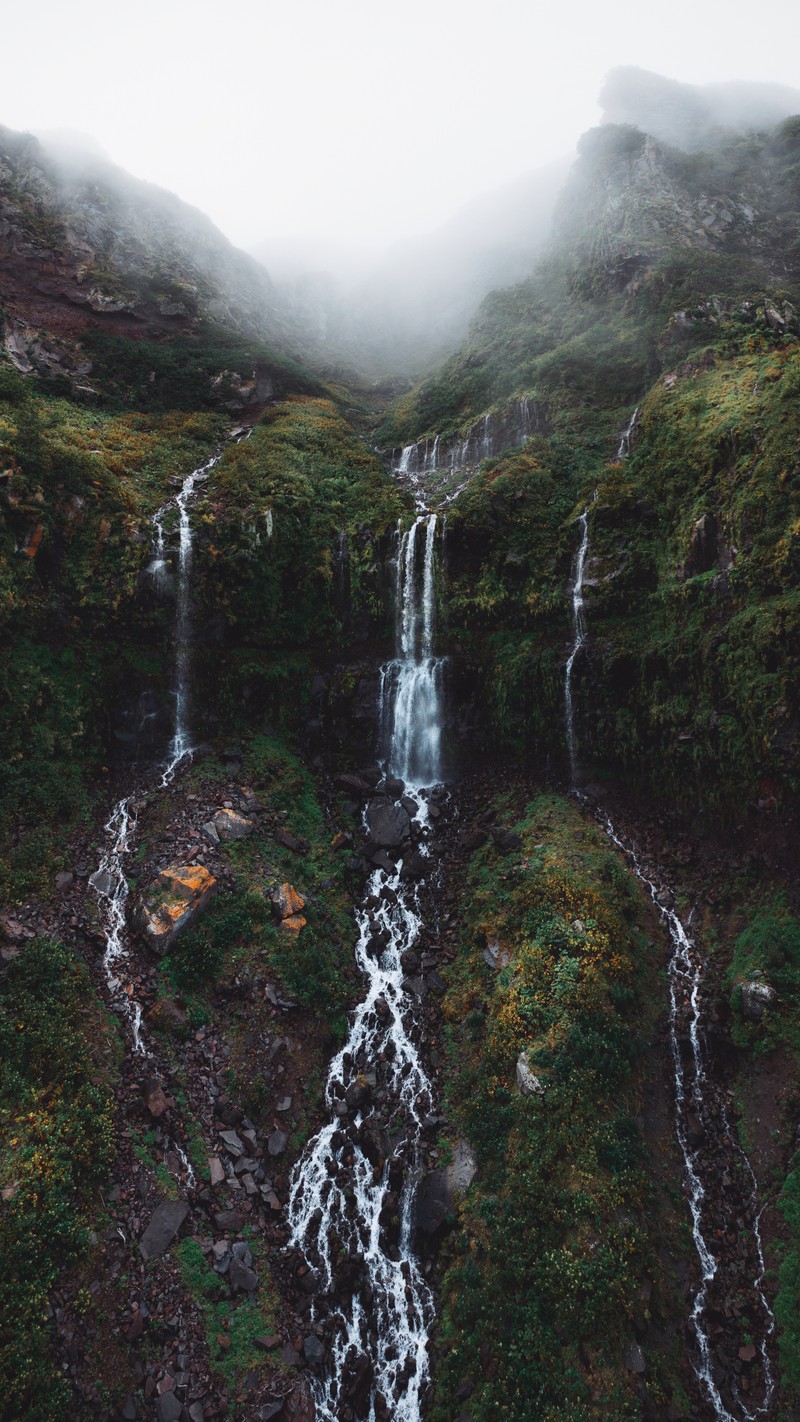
[2, 66, 800, 1422]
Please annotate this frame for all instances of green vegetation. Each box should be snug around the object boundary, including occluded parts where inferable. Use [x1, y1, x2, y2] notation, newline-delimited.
[432, 794, 682, 1422]
[0, 939, 117, 1422]
[175, 1236, 278, 1392]
[81, 329, 320, 413]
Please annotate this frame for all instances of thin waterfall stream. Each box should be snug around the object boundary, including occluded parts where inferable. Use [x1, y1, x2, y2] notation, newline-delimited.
[287, 512, 444, 1421]
[90, 449, 221, 1075]
[564, 431, 776, 1419]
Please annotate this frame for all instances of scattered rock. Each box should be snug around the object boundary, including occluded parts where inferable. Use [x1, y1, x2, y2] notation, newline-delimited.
[143, 1076, 171, 1119]
[275, 827, 309, 854]
[211, 808, 254, 841]
[270, 883, 305, 919]
[230, 1257, 259, 1292]
[155, 1392, 183, 1422]
[447, 1139, 477, 1196]
[140, 1200, 189, 1259]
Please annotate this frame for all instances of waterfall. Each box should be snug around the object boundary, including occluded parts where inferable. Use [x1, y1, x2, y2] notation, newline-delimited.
[616, 404, 639, 460]
[158, 451, 221, 783]
[91, 448, 222, 1044]
[563, 461, 775, 1418]
[599, 815, 776, 1422]
[287, 513, 444, 1421]
[564, 498, 594, 785]
[380, 516, 444, 785]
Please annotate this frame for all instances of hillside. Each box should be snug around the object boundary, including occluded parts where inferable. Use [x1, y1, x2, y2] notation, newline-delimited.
[2, 68, 800, 1422]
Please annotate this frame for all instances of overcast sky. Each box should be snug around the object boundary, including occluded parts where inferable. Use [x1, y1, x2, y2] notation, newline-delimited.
[3, 0, 799, 257]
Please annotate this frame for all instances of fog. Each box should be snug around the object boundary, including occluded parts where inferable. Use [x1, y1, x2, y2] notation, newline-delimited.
[4, 0, 800, 264]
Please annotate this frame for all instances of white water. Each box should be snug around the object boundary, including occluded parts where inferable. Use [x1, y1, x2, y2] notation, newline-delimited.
[156, 450, 222, 784]
[564, 455, 775, 1417]
[380, 516, 444, 786]
[288, 514, 443, 1420]
[616, 404, 639, 460]
[393, 396, 539, 491]
[91, 450, 222, 1051]
[564, 496, 594, 784]
[599, 814, 775, 1421]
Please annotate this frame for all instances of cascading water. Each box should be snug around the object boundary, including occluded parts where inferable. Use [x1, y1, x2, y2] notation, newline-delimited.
[564, 495, 595, 784]
[287, 513, 444, 1421]
[616, 404, 639, 460]
[380, 515, 444, 785]
[92, 450, 221, 1039]
[599, 816, 775, 1422]
[158, 450, 222, 783]
[564, 452, 776, 1418]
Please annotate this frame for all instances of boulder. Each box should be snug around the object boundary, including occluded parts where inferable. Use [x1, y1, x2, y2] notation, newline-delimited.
[275, 827, 309, 854]
[137, 864, 217, 953]
[270, 883, 305, 919]
[516, 1052, 545, 1097]
[447, 1139, 477, 1196]
[210, 808, 253, 841]
[155, 1394, 182, 1422]
[230, 1257, 259, 1291]
[741, 976, 777, 1022]
[140, 1200, 189, 1259]
[366, 798, 411, 848]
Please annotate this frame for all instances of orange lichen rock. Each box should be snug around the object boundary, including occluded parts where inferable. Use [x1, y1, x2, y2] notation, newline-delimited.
[270, 882, 305, 920]
[22, 524, 44, 558]
[279, 913, 307, 935]
[137, 863, 218, 953]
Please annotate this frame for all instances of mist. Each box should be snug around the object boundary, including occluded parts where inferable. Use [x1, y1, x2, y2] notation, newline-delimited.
[4, 0, 800, 261]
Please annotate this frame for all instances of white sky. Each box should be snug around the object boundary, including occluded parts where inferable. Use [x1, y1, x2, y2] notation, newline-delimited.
[3, 0, 799, 256]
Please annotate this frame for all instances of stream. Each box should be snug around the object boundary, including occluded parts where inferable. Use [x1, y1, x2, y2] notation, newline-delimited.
[565, 417, 776, 1418]
[287, 511, 444, 1420]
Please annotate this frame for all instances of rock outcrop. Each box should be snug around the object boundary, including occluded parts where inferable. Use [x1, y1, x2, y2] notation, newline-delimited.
[136, 863, 218, 952]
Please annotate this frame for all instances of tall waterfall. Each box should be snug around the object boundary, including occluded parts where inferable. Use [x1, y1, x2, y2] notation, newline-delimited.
[563, 459, 775, 1419]
[287, 514, 444, 1421]
[92, 450, 220, 1046]
[380, 515, 444, 785]
[564, 497, 594, 786]
[157, 451, 221, 783]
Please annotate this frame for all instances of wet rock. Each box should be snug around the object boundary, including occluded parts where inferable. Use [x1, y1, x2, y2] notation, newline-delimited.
[516, 1052, 545, 1097]
[303, 1334, 325, 1368]
[685, 1112, 705, 1146]
[137, 863, 217, 953]
[366, 799, 411, 848]
[140, 1200, 189, 1259]
[334, 773, 373, 797]
[211, 807, 254, 842]
[684, 512, 718, 576]
[415, 1168, 453, 1237]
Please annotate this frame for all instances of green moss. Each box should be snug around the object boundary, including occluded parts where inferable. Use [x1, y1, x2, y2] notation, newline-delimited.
[0, 939, 117, 1422]
[431, 794, 678, 1422]
[175, 1237, 278, 1392]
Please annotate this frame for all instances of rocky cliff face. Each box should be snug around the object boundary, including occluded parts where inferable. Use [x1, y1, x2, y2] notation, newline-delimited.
[0, 125, 299, 388]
